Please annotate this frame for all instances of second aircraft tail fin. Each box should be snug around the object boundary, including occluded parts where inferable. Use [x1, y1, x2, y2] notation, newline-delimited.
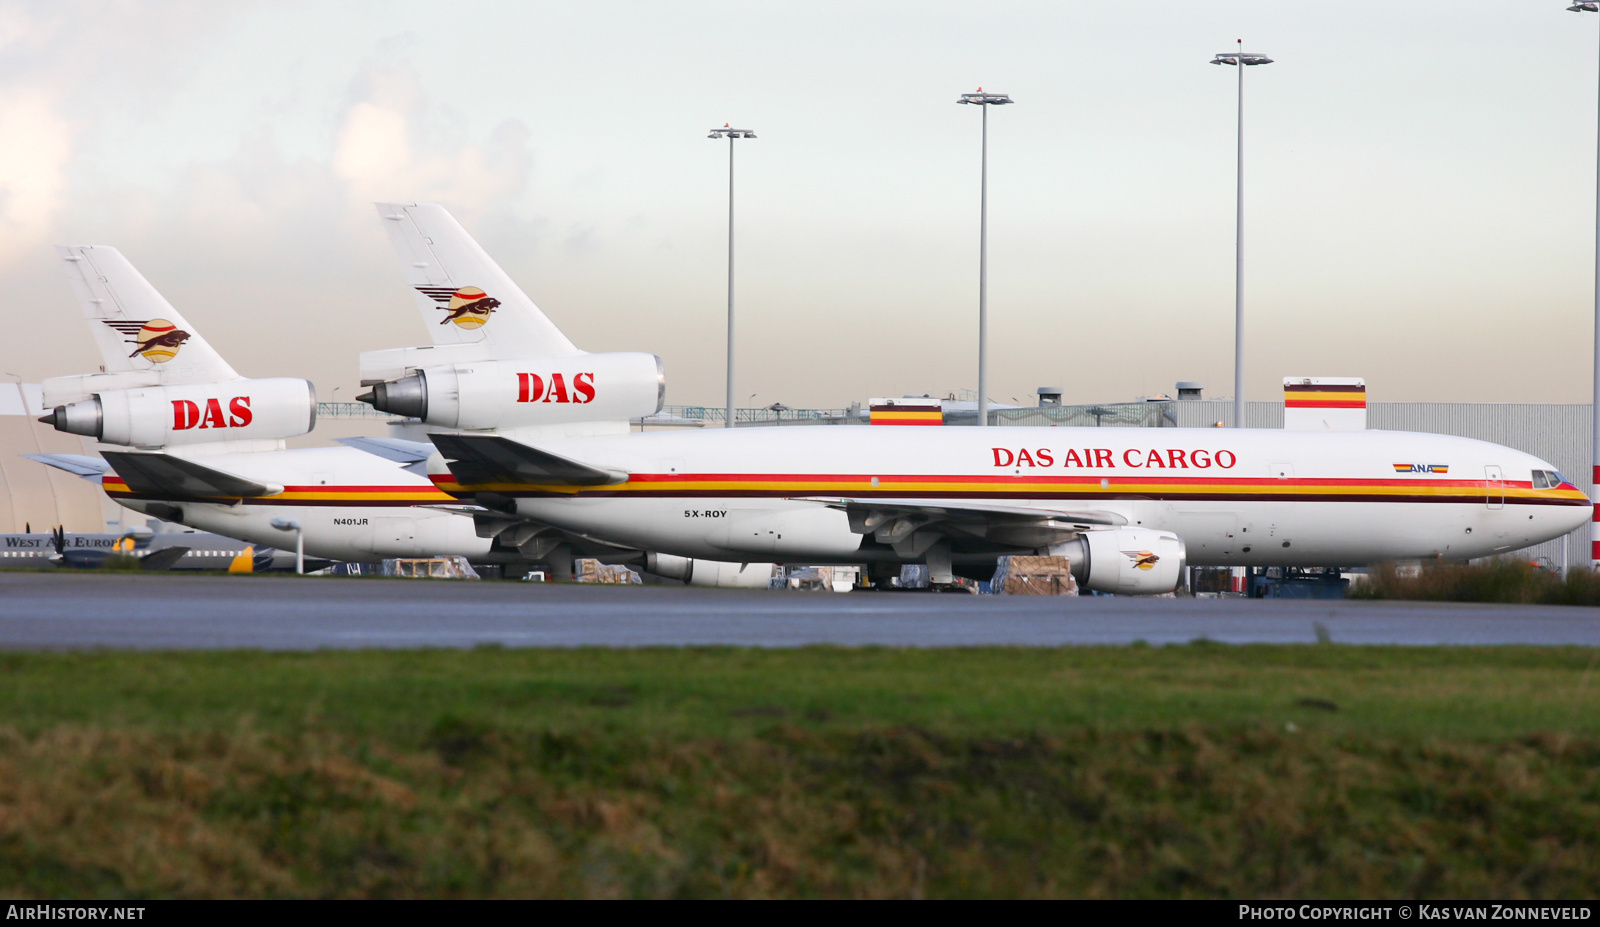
[374, 202, 580, 359]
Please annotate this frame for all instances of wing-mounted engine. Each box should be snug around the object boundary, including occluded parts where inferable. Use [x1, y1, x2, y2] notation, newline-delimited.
[808, 497, 1183, 594]
[645, 553, 774, 589]
[357, 351, 663, 428]
[1050, 528, 1186, 595]
[37, 377, 317, 449]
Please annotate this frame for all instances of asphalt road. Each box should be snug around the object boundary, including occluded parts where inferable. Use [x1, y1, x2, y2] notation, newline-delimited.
[0, 572, 1596, 649]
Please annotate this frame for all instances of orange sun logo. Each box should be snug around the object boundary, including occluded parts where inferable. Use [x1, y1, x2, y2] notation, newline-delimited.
[127, 319, 190, 363]
[439, 287, 500, 329]
[1122, 550, 1160, 571]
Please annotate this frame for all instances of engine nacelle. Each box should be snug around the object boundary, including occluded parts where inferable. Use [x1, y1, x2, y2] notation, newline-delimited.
[358, 352, 663, 428]
[39, 378, 316, 448]
[1050, 528, 1186, 595]
[645, 553, 773, 589]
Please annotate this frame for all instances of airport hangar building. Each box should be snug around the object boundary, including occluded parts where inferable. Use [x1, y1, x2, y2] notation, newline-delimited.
[2, 380, 1591, 572]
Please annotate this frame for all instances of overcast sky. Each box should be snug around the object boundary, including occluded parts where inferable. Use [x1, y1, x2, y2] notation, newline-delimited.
[2, 0, 1598, 408]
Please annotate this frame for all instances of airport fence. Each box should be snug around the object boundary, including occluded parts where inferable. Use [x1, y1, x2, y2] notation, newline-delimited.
[316, 402, 397, 420]
[658, 405, 861, 426]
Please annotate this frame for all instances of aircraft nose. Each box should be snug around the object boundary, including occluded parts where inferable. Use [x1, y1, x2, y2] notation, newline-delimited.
[1563, 495, 1593, 536]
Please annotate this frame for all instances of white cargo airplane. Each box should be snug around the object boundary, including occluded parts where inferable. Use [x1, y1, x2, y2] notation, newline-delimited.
[358, 204, 1592, 594]
[30, 245, 633, 570]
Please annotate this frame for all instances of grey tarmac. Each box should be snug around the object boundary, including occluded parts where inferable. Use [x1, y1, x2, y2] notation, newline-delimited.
[0, 572, 1596, 650]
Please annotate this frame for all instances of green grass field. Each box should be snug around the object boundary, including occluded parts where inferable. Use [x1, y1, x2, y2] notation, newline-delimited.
[0, 645, 1596, 899]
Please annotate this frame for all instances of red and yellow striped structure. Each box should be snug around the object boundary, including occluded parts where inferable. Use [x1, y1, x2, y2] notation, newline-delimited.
[869, 401, 942, 426]
[1284, 381, 1366, 410]
[1592, 464, 1600, 562]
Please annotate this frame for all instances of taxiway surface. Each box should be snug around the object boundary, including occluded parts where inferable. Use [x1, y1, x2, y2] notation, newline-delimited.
[0, 572, 1596, 649]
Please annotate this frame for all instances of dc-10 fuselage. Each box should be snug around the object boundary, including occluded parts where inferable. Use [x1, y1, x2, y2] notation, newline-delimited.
[426, 425, 1590, 569]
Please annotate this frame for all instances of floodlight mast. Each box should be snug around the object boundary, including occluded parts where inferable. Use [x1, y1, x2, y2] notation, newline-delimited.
[1211, 41, 1273, 429]
[1567, 2, 1600, 568]
[708, 125, 756, 428]
[957, 89, 1013, 427]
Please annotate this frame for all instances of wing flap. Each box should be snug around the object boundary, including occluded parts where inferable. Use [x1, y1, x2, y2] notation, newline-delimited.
[101, 451, 282, 499]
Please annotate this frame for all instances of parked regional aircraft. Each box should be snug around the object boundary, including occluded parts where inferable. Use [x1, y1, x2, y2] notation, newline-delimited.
[0, 520, 314, 572]
[29, 245, 630, 572]
[357, 205, 1591, 594]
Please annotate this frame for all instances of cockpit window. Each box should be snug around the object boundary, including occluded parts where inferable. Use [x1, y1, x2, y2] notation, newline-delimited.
[1531, 470, 1568, 490]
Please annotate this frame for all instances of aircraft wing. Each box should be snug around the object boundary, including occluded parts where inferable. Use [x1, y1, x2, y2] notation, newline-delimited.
[335, 436, 434, 476]
[801, 497, 1125, 528]
[100, 451, 283, 500]
[798, 496, 1126, 554]
[429, 433, 627, 487]
[26, 453, 111, 482]
[138, 546, 190, 571]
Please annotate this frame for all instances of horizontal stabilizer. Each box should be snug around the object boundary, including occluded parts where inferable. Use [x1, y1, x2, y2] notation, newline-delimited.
[335, 436, 435, 463]
[101, 451, 282, 499]
[335, 436, 434, 476]
[25, 454, 110, 482]
[429, 433, 626, 486]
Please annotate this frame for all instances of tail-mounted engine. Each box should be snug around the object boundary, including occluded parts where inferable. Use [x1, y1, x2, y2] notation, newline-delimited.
[357, 352, 664, 429]
[1050, 528, 1187, 595]
[38, 377, 316, 448]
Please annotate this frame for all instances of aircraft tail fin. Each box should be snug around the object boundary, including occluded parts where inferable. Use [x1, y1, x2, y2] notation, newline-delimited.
[374, 202, 580, 358]
[56, 245, 239, 383]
